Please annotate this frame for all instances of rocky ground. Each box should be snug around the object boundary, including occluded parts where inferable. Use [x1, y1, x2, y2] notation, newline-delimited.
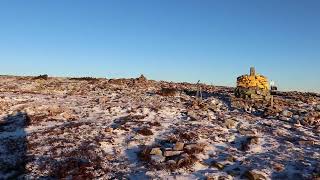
[0, 75, 319, 180]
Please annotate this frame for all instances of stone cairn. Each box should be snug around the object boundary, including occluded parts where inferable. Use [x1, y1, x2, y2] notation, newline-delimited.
[235, 67, 270, 100]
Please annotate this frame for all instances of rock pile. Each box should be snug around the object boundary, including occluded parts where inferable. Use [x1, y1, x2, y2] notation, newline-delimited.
[139, 142, 205, 170]
[235, 67, 270, 99]
[136, 74, 147, 83]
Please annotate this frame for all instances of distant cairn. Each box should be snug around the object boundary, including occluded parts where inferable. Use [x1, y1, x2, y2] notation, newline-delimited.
[33, 74, 48, 80]
[136, 74, 147, 82]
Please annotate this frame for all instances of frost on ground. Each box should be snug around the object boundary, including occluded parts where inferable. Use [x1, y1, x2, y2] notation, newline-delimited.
[0, 75, 319, 179]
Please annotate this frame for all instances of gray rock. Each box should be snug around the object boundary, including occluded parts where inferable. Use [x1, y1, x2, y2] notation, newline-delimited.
[292, 115, 300, 120]
[164, 150, 183, 157]
[279, 116, 290, 121]
[167, 160, 176, 165]
[316, 104, 320, 111]
[282, 110, 293, 118]
[150, 155, 165, 164]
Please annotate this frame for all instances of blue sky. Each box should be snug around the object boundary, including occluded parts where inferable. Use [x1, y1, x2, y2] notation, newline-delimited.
[0, 0, 319, 92]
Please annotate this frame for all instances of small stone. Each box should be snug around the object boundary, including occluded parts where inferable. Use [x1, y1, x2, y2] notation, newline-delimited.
[227, 135, 236, 142]
[99, 142, 114, 154]
[281, 110, 293, 118]
[293, 121, 302, 128]
[187, 111, 199, 121]
[105, 127, 113, 133]
[240, 136, 260, 151]
[238, 128, 257, 136]
[316, 104, 320, 111]
[226, 155, 237, 162]
[167, 160, 176, 165]
[173, 142, 184, 151]
[177, 154, 189, 167]
[224, 118, 238, 129]
[272, 162, 285, 172]
[164, 150, 183, 157]
[279, 116, 290, 121]
[150, 155, 165, 164]
[249, 136, 260, 145]
[137, 127, 153, 136]
[150, 148, 162, 156]
[205, 175, 217, 180]
[61, 111, 76, 120]
[243, 170, 267, 180]
[180, 153, 190, 158]
[184, 143, 205, 154]
[292, 115, 300, 120]
[99, 96, 109, 104]
[298, 140, 315, 146]
[212, 161, 225, 170]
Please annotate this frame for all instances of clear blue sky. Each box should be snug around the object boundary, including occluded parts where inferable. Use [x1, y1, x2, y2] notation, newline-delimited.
[0, 0, 319, 92]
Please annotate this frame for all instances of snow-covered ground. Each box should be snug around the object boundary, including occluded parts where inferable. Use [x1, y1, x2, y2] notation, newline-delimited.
[0, 76, 319, 179]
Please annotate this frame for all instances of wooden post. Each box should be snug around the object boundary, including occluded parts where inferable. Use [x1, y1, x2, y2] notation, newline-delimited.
[270, 95, 274, 108]
[196, 80, 202, 103]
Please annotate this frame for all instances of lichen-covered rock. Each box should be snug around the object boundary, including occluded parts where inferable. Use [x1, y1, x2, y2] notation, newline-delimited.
[150, 148, 163, 156]
[235, 67, 270, 99]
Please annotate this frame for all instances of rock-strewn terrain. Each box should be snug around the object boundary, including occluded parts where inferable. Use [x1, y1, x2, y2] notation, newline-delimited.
[0, 75, 319, 179]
